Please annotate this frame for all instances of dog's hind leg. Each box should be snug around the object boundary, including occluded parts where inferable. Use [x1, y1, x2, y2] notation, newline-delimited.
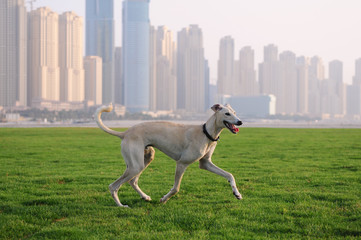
[109, 168, 135, 207]
[129, 146, 155, 201]
[109, 142, 146, 207]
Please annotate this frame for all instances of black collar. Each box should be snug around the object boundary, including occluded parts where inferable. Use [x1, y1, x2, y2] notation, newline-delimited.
[202, 123, 219, 142]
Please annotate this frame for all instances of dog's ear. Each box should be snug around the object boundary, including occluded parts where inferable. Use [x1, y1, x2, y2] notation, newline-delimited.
[211, 104, 223, 112]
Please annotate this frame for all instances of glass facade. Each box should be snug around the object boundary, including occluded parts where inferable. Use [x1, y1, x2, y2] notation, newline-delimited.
[86, 0, 114, 104]
[122, 0, 150, 112]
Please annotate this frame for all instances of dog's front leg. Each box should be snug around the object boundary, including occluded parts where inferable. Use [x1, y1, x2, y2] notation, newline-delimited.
[199, 159, 242, 200]
[160, 162, 188, 203]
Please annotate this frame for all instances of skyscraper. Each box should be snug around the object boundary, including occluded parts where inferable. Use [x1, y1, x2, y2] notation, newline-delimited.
[177, 25, 206, 112]
[329, 60, 345, 115]
[296, 56, 309, 114]
[84, 56, 102, 106]
[122, 0, 150, 112]
[86, 0, 114, 104]
[347, 58, 361, 116]
[329, 60, 343, 83]
[149, 26, 157, 111]
[308, 56, 324, 116]
[59, 12, 84, 102]
[0, 0, 27, 107]
[321, 60, 344, 115]
[259, 44, 283, 113]
[217, 36, 234, 96]
[114, 47, 123, 105]
[279, 51, 297, 114]
[28, 7, 60, 106]
[235, 46, 258, 96]
[353, 58, 361, 85]
[204, 60, 210, 110]
[155, 26, 176, 111]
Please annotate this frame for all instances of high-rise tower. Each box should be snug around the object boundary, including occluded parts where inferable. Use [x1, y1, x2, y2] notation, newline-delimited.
[86, 0, 114, 104]
[235, 46, 258, 96]
[0, 0, 27, 107]
[259, 44, 283, 113]
[347, 58, 361, 116]
[320, 60, 345, 115]
[84, 56, 102, 106]
[279, 51, 297, 114]
[122, 0, 150, 112]
[155, 26, 176, 111]
[177, 25, 206, 112]
[308, 56, 324, 116]
[28, 7, 60, 106]
[353, 58, 361, 86]
[217, 36, 234, 96]
[59, 11, 84, 102]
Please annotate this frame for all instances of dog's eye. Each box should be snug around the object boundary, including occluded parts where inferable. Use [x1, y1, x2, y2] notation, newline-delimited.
[225, 113, 231, 116]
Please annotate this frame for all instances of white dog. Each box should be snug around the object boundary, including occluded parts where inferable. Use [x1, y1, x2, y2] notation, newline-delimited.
[95, 103, 243, 207]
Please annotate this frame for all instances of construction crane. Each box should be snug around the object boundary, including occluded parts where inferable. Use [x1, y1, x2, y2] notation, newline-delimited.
[27, 0, 37, 11]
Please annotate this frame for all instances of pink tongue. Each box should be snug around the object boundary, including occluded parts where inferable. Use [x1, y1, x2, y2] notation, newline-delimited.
[233, 126, 239, 132]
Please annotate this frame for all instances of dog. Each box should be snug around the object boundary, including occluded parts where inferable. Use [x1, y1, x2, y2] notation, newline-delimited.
[95, 103, 243, 207]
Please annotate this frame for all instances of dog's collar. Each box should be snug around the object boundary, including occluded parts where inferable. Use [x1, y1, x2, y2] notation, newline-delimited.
[202, 123, 219, 142]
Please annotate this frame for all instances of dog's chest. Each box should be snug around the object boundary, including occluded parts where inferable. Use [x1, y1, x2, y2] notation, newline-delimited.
[201, 142, 217, 158]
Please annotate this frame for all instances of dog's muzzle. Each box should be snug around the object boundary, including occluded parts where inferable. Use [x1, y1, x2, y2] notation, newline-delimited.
[224, 120, 242, 134]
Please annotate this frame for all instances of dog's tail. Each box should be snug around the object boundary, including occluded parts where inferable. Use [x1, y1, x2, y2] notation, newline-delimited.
[95, 103, 125, 139]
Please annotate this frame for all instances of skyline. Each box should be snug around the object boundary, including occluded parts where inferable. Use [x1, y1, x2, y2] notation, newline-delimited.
[31, 0, 361, 85]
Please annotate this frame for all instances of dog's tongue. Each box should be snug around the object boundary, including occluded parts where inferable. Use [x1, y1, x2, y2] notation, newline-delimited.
[232, 124, 239, 133]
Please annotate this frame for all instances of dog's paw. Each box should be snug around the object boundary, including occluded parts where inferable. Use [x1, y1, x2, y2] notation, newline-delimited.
[233, 191, 242, 200]
[142, 195, 152, 202]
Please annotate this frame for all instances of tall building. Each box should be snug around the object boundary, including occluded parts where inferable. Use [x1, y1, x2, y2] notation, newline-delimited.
[280, 51, 297, 114]
[114, 47, 122, 105]
[155, 26, 176, 111]
[59, 12, 84, 102]
[204, 60, 210, 110]
[329, 60, 343, 83]
[321, 60, 345, 115]
[0, 0, 27, 107]
[84, 56, 102, 105]
[264, 43, 278, 62]
[308, 56, 324, 116]
[28, 7, 60, 106]
[149, 26, 157, 111]
[347, 85, 361, 117]
[217, 36, 234, 96]
[321, 60, 346, 116]
[122, 0, 150, 112]
[259, 44, 283, 113]
[347, 58, 361, 117]
[234, 46, 258, 96]
[86, 0, 114, 104]
[353, 58, 361, 85]
[177, 25, 206, 112]
[296, 56, 309, 114]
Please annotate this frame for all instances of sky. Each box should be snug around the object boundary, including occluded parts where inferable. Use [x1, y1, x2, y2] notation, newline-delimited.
[31, 0, 361, 84]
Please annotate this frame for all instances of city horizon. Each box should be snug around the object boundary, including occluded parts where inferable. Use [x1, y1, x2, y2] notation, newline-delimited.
[29, 0, 361, 85]
[1, 0, 361, 120]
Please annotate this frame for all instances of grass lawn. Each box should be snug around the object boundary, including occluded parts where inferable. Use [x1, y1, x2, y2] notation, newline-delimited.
[0, 127, 360, 239]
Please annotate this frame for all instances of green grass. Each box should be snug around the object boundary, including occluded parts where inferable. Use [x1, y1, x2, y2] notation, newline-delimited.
[0, 127, 360, 239]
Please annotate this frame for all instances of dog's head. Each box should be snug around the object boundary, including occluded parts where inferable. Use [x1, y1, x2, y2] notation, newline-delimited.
[211, 103, 243, 134]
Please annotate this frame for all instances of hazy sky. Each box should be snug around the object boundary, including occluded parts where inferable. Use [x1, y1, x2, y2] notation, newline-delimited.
[32, 0, 361, 84]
